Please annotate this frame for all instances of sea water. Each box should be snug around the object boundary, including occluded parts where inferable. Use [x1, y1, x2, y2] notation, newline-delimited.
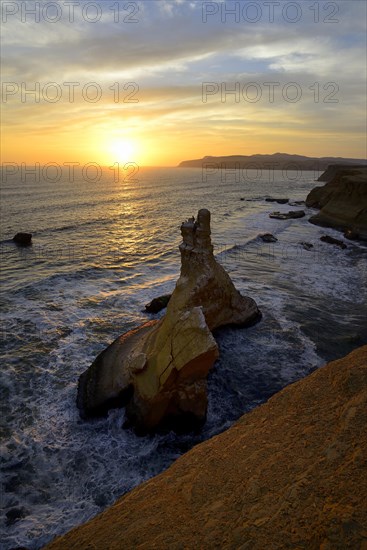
[1, 167, 366, 549]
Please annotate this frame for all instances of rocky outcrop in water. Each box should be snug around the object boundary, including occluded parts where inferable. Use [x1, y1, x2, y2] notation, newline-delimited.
[269, 210, 305, 220]
[13, 232, 32, 246]
[48, 345, 367, 550]
[320, 235, 347, 249]
[145, 294, 171, 313]
[265, 197, 289, 204]
[300, 241, 313, 251]
[307, 166, 367, 240]
[170, 209, 260, 331]
[259, 233, 277, 243]
[77, 209, 260, 433]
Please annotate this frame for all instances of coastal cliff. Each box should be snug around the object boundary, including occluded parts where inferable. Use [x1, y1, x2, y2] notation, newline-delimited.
[45, 345, 367, 549]
[179, 153, 367, 171]
[306, 165, 367, 240]
[316, 163, 367, 182]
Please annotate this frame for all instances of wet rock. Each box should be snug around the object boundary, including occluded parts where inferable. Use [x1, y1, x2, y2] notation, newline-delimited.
[289, 200, 305, 206]
[320, 235, 347, 249]
[269, 210, 305, 220]
[300, 242, 313, 251]
[265, 198, 289, 204]
[259, 233, 278, 243]
[145, 294, 171, 313]
[13, 233, 32, 246]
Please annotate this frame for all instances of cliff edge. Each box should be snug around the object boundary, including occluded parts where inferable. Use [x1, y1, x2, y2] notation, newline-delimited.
[46, 345, 367, 550]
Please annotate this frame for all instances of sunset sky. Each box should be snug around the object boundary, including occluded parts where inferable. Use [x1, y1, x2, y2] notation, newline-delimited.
[1, 0, 366, 166]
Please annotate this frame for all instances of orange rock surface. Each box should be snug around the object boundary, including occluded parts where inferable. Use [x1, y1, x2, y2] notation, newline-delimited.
[45, 345, 367, 550]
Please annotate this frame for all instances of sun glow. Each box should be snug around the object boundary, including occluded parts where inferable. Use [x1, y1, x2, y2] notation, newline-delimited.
[108, 139, 139, 165]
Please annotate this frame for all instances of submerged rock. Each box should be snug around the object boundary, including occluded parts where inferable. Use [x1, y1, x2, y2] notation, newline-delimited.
[269, 210, 305, 220]
[265, 197, 289, 204]
[320, 235, 347, 249]
[145, 294, 171, 313]
[259, 233, 278, 243]
[13, 232, 32, 246]
[289, 200, 305, 206]
[77, 209, 260, 433]
[300, 242, 313, 251]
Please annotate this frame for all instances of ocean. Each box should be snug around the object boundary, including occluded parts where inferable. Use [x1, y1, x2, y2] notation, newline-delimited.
[1, 167, 366, 549]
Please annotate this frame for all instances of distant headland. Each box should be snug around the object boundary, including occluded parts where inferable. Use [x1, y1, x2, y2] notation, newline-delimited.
[178, 152, 367, 171]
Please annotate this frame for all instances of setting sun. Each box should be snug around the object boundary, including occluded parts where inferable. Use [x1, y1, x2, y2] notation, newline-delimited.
[108, 139, 138, 165]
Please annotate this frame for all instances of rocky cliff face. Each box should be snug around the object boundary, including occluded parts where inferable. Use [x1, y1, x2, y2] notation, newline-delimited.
[47, 345, 367, 550]
[317, 163, 367, 182]
[77, 209, 260, 433]
[306, 166, 367, 240]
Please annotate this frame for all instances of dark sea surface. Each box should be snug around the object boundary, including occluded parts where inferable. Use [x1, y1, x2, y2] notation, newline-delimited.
[1, 167, 366, 549]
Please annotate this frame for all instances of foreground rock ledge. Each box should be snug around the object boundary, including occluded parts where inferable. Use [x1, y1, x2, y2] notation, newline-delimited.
[77, 209, 260, 433]
[47, 345, 367, 550]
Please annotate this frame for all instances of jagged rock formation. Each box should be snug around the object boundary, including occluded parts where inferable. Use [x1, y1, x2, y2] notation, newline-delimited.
[77, 209, 260, 433]
[168, 209, 260, 331]
[47, 345, 367, 550]
[306, 166, 367, 240]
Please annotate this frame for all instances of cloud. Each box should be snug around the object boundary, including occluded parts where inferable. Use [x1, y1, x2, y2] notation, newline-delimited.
[1, 0, 366, 161]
